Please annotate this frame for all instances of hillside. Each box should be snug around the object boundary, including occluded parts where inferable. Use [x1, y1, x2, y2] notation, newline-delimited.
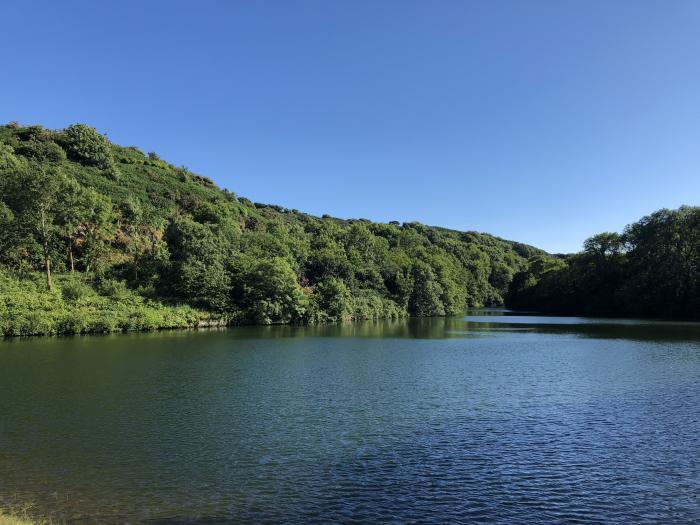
[0, 122, 546, 336]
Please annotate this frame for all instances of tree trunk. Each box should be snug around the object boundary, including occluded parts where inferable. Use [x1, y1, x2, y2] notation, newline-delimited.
[45, 252, 52, 290]
[68, 240, 75, 272]
[40, 207, 52, 290]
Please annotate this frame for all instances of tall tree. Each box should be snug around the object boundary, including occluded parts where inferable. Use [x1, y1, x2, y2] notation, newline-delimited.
[58, 179, 114, 273]
[0, 163, 67, 289]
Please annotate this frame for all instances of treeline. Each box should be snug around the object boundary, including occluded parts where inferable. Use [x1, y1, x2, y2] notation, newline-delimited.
[506, 206, 699, 319]
[0, 122, 541, 335]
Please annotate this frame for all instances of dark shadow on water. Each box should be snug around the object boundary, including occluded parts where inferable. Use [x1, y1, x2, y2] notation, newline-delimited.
[143, 516, 236, 525]
[213, 311, 700, 343]
[462, 309, 700, 342]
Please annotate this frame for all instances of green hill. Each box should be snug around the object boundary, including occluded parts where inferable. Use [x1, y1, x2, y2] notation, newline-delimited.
[0, 122, 545, 336]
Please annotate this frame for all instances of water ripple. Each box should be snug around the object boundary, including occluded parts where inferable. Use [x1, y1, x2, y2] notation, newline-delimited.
[1, 319, 699, 523]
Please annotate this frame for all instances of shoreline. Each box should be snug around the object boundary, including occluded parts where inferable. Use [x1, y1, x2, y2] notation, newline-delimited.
[2, 308, 698, 341]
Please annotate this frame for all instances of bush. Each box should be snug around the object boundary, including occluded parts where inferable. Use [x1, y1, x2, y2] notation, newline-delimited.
[95, 278, 129, 298]
[21, 311, 56, 336]
[14, 139, 66, 162]
[60, 280, 91, 301]
[104, 160, 120, 180]
[90, 312, 119, 333]
[0, 144, 23, 171]
[56, 312, 89, 334]
[61, 123, 113, 168]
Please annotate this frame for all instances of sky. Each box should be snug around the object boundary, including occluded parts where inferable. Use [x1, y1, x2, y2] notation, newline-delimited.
[3, 1, 699, 253]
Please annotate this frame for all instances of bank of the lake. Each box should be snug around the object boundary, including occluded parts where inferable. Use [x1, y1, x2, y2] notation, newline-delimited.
[0, 270, 227, 337]
[0, 271, 408, 338]
[0, 511, 45, 525]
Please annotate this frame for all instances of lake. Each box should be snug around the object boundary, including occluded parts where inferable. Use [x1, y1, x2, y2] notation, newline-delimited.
[1, 311, 700, 524]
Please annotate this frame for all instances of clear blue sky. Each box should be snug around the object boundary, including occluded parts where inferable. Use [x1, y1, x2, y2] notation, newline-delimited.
[3, 1, 699, 253]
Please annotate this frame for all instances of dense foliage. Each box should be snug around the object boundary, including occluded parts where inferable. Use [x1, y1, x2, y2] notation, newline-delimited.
[0, 122, 543, 335]
[0, 271, 209, 336]
[507, 206, 700, 319]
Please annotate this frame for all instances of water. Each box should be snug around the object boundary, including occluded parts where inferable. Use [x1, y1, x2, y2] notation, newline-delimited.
[1, 311, 700, 524]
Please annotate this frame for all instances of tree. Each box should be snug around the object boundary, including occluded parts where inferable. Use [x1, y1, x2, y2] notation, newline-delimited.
[0, 163, 67, 289]
[61, 123, 113, 168]
[14, 138, 66, 163]
[409, 261, 446, 316]
[164, 218, 230, 310]
[305, 243, 352, 282]
[315, 278, 352, 321]
[230, 256, 308, 324]
[0, 143, 22, 171]
[621, 207, 699, 316]
[583, 232, 624, 257]
[505, 255, 568, 311]
[58, 179, 115, 272]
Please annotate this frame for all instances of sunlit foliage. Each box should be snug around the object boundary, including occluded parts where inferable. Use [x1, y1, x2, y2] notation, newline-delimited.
[0, 122, 546, 334]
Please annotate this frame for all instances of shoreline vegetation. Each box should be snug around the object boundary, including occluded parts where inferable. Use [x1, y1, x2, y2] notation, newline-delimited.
[0, 122, 542, 337]
[0, 122, 697, 338]
[0, 510, 47, 525]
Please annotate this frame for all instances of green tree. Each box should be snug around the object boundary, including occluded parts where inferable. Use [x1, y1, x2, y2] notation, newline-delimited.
[58, 179, 115, 272]
[231, 256, 308, 324]
[583, 232, 624, 256]
[315, 277, 352, 321]
[165, 218, 230, 310]
[61, 123, 113, 168]
[621, 207, 699, 316]
[409, 261, 446, 316]
[0, 143, 23, 171]
[0, 163, 67, 289]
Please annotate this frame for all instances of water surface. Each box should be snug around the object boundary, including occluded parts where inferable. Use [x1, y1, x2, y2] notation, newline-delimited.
[1, 312, 699, 523]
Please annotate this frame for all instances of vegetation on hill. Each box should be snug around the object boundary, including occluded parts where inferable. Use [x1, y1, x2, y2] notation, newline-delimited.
[0, 514, 37, 525]
[506, 206, 700, 319]
[0, 122, 543, 336]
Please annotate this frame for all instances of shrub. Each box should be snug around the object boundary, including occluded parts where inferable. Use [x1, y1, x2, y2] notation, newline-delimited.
[21, 311, 56, 336]
[96, 278, 130, 298]
[104, 159, 120, 180]
[14, 139, 66, 162]
[0, 271, 213, 336]
[61, 123, 113, 168]
[56, 312, 90, 334]
[0, 144, 22, 170]
[90, 313, 119, 333]
[60, 280, 91, 301]
[16, 125, 48, 142]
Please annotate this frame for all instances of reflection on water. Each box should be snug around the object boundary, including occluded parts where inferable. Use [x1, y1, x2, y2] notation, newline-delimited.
[1, 312, 699, 524]
[463, 308, 700, 342]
